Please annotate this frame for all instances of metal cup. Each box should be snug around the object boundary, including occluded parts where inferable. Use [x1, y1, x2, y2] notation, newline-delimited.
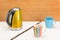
[33, 24, 42, 37]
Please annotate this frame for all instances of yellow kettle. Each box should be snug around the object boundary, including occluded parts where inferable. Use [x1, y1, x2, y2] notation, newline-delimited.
[6, 8, 22, 30]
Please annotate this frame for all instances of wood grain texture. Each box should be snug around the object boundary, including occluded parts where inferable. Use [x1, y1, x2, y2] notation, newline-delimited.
[0, 0, 60, 21]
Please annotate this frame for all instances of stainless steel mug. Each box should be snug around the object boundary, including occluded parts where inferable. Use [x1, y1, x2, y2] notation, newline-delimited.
[33, 24, 46, 37]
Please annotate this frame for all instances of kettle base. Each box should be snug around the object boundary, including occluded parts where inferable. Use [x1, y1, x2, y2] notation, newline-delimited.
[10, 27, 22, 31]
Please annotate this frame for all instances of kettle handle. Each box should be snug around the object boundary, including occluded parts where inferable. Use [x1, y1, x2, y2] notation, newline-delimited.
[6, 10, 13, 27]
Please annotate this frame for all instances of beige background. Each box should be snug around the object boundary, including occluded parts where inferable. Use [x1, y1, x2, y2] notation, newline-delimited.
[0, 0, 60, 21]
